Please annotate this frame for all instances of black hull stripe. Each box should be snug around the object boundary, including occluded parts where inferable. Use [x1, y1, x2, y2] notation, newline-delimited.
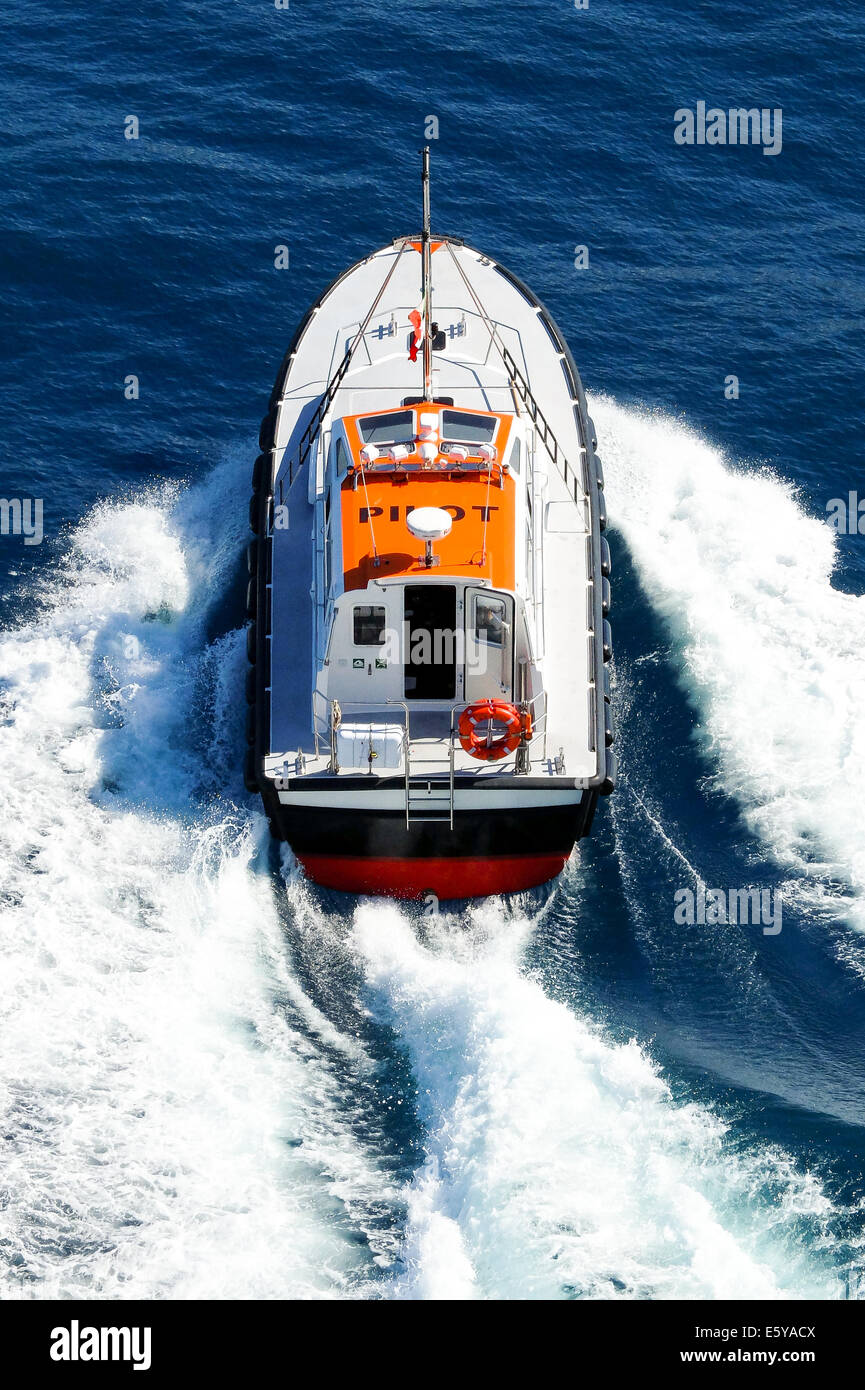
[265, 801, 595, 859]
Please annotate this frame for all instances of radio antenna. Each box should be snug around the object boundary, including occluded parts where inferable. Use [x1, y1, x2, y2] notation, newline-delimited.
[420, 145, 433, 401]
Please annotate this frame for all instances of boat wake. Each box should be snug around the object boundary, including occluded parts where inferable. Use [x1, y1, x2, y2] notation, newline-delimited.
[349, 898, 841, 1300]
[0, 434, 856, 1299]
[594, 395, 865, 950]
[0, 463, 396, 1299]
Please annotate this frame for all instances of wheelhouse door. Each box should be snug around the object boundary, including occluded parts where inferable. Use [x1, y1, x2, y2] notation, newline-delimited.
[403, 584, 457, 701]
[464, 588, 514, 704]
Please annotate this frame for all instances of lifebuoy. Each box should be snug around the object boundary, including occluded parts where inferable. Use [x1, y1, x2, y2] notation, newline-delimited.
[458, 699, 532, 762]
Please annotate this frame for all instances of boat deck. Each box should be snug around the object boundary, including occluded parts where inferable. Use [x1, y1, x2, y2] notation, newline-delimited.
[265, 238, 599, 785]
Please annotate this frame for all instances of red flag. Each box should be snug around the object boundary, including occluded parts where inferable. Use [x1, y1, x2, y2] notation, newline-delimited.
[408, 307, 423, 363]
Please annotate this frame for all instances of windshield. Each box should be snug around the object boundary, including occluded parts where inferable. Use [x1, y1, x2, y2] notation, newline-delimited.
[441, 410, 497, 445]
[358, 411, 415, 447]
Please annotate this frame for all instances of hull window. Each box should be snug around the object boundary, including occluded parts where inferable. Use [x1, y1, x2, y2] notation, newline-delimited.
[404, 584, 456, 700]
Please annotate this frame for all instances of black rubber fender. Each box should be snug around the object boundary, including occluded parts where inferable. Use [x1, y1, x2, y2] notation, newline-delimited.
[600, 536, 611, 577]
[246, 539, 258, 576]
[245, 705, 256, 746]
[601, 576, 611, 616]
[249, 493, 259, 533]
[604, 702, 615, 747]
[252, 453, 267, 492]
[594, 453, 604, 490]
[602, 619, 613, 664]
[246, 621, 256, 664]
[597, 489, 607, 532]
[602, 665, 612, 702]
[259, 410, 276, 451]
[601, 747, 617, 796]
[246, 578, 256, 618]
[245, 665, 256, 705]
[243, 746, 258, 793]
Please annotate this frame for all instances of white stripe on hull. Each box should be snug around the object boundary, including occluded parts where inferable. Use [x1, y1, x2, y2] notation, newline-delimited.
[275, 787, 583, 812]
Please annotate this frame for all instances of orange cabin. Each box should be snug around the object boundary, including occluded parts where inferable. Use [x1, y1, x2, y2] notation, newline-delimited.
[338, 404, 516, 592]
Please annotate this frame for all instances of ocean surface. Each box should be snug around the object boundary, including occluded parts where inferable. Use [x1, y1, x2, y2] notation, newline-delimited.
[1, 0, 864, 1298]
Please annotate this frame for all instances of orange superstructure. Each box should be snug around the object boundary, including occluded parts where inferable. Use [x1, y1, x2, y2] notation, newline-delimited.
[339, 405, 516, 591]
[341, 471, 516, 591]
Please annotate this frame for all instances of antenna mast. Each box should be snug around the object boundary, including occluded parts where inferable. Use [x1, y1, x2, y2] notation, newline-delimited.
[421, 145, 433, 402]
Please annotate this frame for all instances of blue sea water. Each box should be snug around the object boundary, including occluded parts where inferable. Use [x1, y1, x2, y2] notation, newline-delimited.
[1, 0, 864, 1298]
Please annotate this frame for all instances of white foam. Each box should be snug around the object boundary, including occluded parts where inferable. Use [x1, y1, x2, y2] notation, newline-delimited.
[353, 901, 841, 1300]
[0, 467, 392, 1299]
[592, 395, 865, 933]
[3, 420, 857, 1302]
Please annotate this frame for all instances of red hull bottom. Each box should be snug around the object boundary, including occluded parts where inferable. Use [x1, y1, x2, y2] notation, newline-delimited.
[295, 852, 568, 899]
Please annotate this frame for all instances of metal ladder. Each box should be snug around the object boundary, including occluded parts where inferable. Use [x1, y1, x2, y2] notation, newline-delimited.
[403, 735, 455, 828]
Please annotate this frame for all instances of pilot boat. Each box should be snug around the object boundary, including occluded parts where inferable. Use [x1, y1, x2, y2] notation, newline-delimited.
[245, 150, 615, 899]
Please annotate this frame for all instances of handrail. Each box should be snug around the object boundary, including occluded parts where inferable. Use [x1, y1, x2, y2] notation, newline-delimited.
[446, 692, 548, 766]
[501, 344, 588, 511]
[306, 690, 550, 805]
[386, 699, 413, 827]
[442, 239, 587, 510]
[448, 733, 455, 829]
[275, 239, 412, 504]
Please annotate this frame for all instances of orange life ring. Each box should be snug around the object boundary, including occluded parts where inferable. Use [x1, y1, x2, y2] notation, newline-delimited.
[458, 699, 532, 762]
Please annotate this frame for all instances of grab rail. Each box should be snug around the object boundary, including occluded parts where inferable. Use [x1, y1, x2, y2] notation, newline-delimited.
[442, 239, 588, 511]
[275, 241, 411, 504]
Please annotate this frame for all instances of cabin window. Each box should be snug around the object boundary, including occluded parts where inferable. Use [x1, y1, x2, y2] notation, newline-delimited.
[335, 437, 350, 477]
[509, 436, 521, 474]
[441, 410, 496, 445]
[474, 594, 507, 647]
[358, 411, 414, 447]
[353, 605, 387, 645]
